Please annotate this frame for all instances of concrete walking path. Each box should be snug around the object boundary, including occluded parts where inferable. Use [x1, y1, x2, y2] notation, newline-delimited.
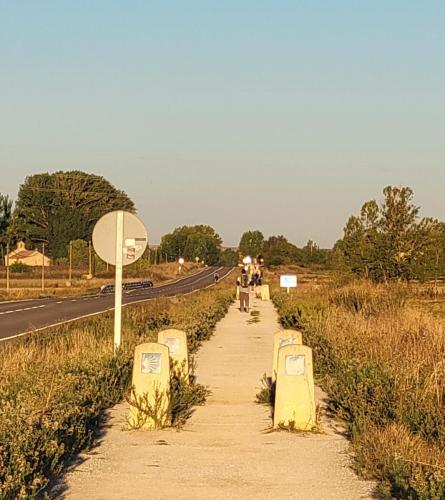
[60, 295, 375, 499]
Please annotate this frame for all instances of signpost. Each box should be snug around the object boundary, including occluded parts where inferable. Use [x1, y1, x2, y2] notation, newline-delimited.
[280, 274, 297, 294]
[92, 211, 148, 350]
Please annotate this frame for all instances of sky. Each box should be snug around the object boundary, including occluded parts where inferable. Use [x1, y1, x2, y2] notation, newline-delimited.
[1, 1, 444, 247]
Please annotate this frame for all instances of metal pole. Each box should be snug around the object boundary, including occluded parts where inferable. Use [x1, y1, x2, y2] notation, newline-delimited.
[69, 240, 72, 285]
[114, 211, 124, 351]
[6, 243, 10, 294]
[42, 243, 45, 292]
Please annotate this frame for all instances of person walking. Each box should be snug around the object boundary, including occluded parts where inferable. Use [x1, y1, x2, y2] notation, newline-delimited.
[238, 268, 250, 312]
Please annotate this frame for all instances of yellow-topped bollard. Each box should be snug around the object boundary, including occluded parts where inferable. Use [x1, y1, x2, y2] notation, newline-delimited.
[273, 344, 316, 430]
[158, 328, 189, 376]
[260, 284, 270, 301]
[272, 329, 303, 382]
[128, 342, 170, 429]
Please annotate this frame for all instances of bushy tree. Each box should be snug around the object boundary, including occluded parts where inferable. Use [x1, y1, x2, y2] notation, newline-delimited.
[183, 234, 221, 265]
[0, 194, 13, 254]
[219, 248, 239, 266]
[334, 186, 445, 281]
[262, 235, 298, 266]
[69, 239, 89, 268]
[299, 240, 330, 266]
[12, 171, 135, 259]
[238, 230, 264, 258]
[159, 225, 222, 265]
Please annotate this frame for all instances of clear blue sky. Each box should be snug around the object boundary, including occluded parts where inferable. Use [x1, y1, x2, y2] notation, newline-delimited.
[1, 1, 444, 247]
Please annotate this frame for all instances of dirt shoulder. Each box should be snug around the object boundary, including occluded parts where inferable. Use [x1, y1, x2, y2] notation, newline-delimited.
[58, 295, 375, 499]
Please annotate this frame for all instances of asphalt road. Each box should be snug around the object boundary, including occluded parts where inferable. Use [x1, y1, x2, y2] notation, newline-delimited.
[0, 266, 234, 342]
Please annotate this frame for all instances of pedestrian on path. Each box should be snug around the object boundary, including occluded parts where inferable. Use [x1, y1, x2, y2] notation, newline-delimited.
[238, 268, 250, 312]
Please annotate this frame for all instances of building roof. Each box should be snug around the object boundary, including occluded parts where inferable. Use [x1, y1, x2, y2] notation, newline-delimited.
[10, 249, 39, 258]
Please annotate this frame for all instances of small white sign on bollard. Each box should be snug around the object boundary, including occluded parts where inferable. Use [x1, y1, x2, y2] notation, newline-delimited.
[280, 275, 297, 294]
[92, 211, 148, 350]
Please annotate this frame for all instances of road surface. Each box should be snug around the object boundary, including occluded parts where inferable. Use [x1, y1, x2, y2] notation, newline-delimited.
[0, 266, 233, 342]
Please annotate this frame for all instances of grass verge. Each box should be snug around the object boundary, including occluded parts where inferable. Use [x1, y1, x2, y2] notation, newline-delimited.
[0, 285, 233, 499]
[272, 282, 445, 499]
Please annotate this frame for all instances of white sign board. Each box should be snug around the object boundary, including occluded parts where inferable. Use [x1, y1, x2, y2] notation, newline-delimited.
[280, 275, 297, 288]
[92, 211, 148, 350]
[93, 211, 148, 266]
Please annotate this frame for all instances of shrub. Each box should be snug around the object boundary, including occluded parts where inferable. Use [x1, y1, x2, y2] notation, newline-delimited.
[9, 262, 32, 273]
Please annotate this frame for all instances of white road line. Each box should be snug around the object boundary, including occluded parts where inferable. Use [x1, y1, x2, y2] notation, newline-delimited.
[0, 268, 234, 342]
[0, 304, 46, 316]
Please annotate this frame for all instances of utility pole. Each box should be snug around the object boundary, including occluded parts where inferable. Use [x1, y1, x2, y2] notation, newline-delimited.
[88, 240, 92, 277]
[41, 243, 45, 292]
[6, 243, 10, 294]
[154, 247, 158, 265]
[68, 240, 72, 285]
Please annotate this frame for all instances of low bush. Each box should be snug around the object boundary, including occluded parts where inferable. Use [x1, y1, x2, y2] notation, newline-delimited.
[9, 262, 32, 273]
[0, 285, 233, 498]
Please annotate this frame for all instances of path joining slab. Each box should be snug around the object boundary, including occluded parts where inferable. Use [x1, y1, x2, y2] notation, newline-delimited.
[61, 295, 375, 500]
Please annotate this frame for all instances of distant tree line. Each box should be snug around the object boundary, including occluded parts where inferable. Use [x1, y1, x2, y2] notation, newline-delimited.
[0, 172, 331, 269]
[237, 229, 329, 267]
[333, 186, 445, 281]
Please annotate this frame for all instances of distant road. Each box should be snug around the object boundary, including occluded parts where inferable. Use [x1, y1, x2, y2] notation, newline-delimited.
[0, 266, 234, 342]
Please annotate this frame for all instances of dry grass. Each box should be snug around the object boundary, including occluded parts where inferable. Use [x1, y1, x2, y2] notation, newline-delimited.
[273, 281, 445, 498]
[0, 281, 234, 498]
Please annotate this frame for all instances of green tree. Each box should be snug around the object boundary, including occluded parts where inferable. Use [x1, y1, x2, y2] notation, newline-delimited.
[159, 225, 222, 265]
[0, 194, 13, 255]
[12, 171, 135, 259]
[334, 186, 441, 281]
[220, 248, 239, 266]
[69, 239, 89, 268]
[379, 186, 419, 280]
[299, 240, 330, 266]
[183, 234, 221, 265]
[262, 235, 298, 266]
[238, 230, 264, 258]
